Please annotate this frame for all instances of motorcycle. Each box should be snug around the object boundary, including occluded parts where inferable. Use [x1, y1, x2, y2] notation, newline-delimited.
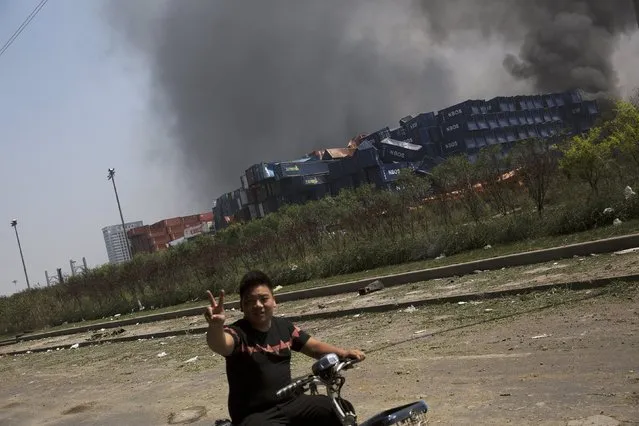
[215, 352, 428, 426]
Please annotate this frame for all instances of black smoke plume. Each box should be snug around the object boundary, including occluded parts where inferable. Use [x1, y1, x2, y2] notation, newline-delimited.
[105, 0, 454, 202]
[419, 0, 638, 97]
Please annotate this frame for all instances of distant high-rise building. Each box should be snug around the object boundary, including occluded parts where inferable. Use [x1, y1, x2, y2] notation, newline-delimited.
[102, 221, 143, 264]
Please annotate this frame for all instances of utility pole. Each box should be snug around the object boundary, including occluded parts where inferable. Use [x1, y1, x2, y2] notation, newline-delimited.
[107, 168, 132, 261]
[10, 219, 30, 290]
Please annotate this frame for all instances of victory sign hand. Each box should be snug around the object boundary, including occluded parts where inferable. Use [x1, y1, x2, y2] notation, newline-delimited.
[204, 290, 226, 326]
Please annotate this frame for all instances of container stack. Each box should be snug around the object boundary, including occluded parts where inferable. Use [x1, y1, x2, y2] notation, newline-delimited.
[128, 213, 214, 255]
[210, 89, 600, 231]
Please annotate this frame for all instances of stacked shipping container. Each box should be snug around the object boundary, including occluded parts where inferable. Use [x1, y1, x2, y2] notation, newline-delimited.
[211, 89, 599, 230]
[128, 212, 214, 255]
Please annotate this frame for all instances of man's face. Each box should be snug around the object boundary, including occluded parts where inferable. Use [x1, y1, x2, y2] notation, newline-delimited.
[241, 284, 276, 326]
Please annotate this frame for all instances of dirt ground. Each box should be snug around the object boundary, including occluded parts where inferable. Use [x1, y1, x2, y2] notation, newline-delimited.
[0, 281, 637, 425]
[3, 250, 637, 355]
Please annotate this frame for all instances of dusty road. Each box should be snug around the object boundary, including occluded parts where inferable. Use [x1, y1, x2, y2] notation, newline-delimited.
[1, 281, 638, 425]
[3, 250, 638, 355]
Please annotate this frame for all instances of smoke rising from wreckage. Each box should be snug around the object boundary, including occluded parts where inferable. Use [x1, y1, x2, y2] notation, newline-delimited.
[104, 0, 639, 207]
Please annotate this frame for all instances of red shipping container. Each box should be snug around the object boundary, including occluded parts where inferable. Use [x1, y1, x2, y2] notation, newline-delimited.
[182, 214, 200, 223]
[149, 221, 165, 232]
[149, 229, 168, 238]
[165, 217, 184, 227]
[199, 212, 214, 222]
[128, 225, 150, 237]
[166, 224, 185, 234]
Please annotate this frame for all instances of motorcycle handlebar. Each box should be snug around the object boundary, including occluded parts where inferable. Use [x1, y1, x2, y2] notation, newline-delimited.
[275, 355, 363, 400]
[276, 376, 313, 400]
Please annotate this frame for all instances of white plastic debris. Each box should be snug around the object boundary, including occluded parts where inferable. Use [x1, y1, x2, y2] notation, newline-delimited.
[70, 343, 80, 349]
[157, 352, 168, 358]
[26, 350, 32, 354]
[484, 244, 492, 250]
[273, 285, 284, 293]
[484, 308, 494, 312]
[184, 356, 198, 364]
[160, 342, 167, 345]
[613, 218, 623, 226]
[353, 313, 362, 318]
[457, 301, 467, 305]
[603, 207, 614, 215]
[531, 334, 551, 339]
[403, 305, 417, 313]
[614, 247, 639, 255]
[624, 185, 636, 200]
[100, 328, 106, 332]
[414, 329, 428, 335]
[435, 254, 446, 260]
[114, 313, 121, 318]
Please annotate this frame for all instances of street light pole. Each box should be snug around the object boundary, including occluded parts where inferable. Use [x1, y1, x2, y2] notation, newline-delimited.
[10, 219, 30, 290]
[107, 168, 132, 260]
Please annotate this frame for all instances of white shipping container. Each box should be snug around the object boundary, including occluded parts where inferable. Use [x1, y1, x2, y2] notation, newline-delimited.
[184, 224, 204, 239]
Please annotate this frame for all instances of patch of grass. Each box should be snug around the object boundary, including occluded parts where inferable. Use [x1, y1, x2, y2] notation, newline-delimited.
[9, 221, 637, 339]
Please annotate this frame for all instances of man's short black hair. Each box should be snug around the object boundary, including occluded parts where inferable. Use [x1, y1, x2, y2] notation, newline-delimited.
[239, 270, 274, 302]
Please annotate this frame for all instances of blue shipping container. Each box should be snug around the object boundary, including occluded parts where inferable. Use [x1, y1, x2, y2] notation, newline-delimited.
[401, 112, 437, 132]
[274, 161, 330, 179]
[354, 145, 381, 169]
[390, 126, 408, 141]
[379, 138, 424, 163]
[440, 134, 467, 156]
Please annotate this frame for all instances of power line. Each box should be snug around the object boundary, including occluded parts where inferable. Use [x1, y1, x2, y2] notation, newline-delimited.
[0, 0, 49, 60]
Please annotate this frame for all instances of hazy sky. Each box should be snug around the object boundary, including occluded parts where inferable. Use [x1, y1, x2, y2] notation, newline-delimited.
[0, 1, 637, 297]
[0, 1, 192, 295]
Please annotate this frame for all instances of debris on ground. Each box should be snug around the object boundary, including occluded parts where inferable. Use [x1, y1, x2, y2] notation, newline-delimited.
[567, 414, 620, 426]
[531, 334, 551, 339]
[273, 285, 284, 293]
[167, 406, 208, 425]
[403, 305, 417, 313]
[70, 343, 79, 349]
[613, 218, 623, 226]
[484, 244, 492, 250]
[157, 352, 167, 358]
[88, 328, 126, 341]
[624, 185, 636, 200]
[358, 279, 385, 296]
[603, 207, 614, 215]
[184, 356, 198, 364]
[613, 247, 639, 255]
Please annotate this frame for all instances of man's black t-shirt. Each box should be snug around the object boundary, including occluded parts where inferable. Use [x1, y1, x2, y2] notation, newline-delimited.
[223, 316, 311, 423]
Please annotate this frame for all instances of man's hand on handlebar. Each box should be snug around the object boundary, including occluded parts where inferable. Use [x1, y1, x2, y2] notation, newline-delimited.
[342, 349, 366, 361]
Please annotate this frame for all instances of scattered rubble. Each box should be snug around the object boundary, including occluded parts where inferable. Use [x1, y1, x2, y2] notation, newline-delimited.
[624, 185, 636, 200]
[88, 328, 126, 341]
[358, 279, 385, 296]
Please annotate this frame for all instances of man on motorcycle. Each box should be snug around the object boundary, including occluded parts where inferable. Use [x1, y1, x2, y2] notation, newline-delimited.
[205, 270, 365, 426]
